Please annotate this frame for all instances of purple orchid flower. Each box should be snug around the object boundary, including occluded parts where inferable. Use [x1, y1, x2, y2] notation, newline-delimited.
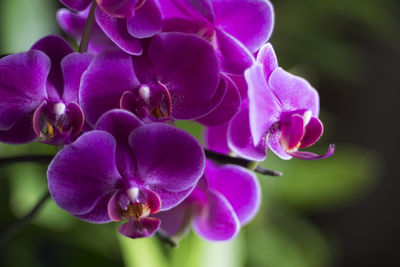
[80, 32, 223, 126]
[95, 0, 163, 55]
[159, 0, 274, 75]
[0, 35, 91, 145]
[228, 43, 335, 160]
[48, 109, 205, 238]
[57, 6, 117, 54]
[156, 160, 261, 241]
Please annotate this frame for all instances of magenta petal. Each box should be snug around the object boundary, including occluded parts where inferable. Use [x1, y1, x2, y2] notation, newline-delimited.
[280, 114, 305, 150]
[47, 130, 122, 215]
[288, 144, 335, 160]
[126, 0, 162, 38]
[228, 102, 267, 161]
[75, 192, 114, 223]
[0, 113, 37, 144]
[31, 35, 73, 99]
[268, 68, 320, 116]
[66, 102, 85, 139]
[155, 201, 191, 236]
[148, 32, 220, 119]
[267, 129, 292, 160]
[0, 51, 49, 130]
[95, 7, 143, 55]
[129, 123, 205, 192]
[300, 117, 323, 149]
[246, 64, 281, 145]
[80, 49, 140, 127]
[215, 28, 254, 75]
[203, 123, 230, 154]
[60, 0, 91, 11]
[95, 109, 143, 176]
[206, 164, 261, 225]
[108, 191, 124, 221]
[256, 43, 278, 80]
[119, 217, 161, 238]
[193, 189, 240, 241]
[61, 52, 93, 103]
[96, 109, 143, 146]
[148, 184, 195, 210]
[213, 0, 274, 52]
[57, 7, 116, 54]
[197, 75, 241, 126]
[97, 0, 137, 18]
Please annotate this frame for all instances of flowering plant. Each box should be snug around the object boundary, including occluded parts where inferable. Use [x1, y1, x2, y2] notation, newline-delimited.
[0, 0, 333, 244]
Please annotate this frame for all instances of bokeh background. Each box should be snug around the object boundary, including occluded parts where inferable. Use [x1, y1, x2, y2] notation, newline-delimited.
[0, 0, 398, 266]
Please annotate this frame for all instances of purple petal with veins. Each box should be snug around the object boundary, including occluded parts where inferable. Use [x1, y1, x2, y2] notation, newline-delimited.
[206, 162, 261, 225]
[80, 49, 140, 127]
[212, 0, 274, 52]
[95, 7, 143, 55]
[61, 53, 94, 103]
[119, 217, 161, 238]
[203, 123, 230, 154]
[0, 51, 49, 131]
[126, 0, 162, 38]
[47, 130, 122, 216]
[246, 64, 281, 145]
[97, 0, 137, 18]
[228, 101, 267, 161]
[192, 189, 240, 241]
[129, 123, 205, 191]
[148, 32, 220, 119]
[197, 75, 241, 126]
[31, 35, 73, 99]
[268, 67, 319, 117]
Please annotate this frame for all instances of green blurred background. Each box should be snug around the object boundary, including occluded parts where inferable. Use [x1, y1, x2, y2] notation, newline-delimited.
[0, 0, 398, 266]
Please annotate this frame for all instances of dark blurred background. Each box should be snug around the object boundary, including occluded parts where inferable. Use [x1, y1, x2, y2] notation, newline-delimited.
[0, 0, 399, 266]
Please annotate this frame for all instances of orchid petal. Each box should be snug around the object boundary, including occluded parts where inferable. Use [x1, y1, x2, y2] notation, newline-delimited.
[48, 130, 122, 215]
[197, 75, 241, 126]
[192, 189, 240, 241]
[61, 52, 94, 103]
[118, 217, 161, 238]
[213, 0, 274, 52]
[126, 0, 162, 38]
[95, 7, 143, 55]
[129, 123, 205, 191]
[228, 101, 267, 161]
[0, 51, 49, 130]
[31, 35, 73, 99]
[80, 49, 140, 127]
[206, 163, 261, 225]
[60, 0, 91, 11]
[268, 67, 320, 116]
[246, 64, 281, 145]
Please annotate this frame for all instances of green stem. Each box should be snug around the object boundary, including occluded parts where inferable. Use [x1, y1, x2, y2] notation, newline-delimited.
[204, 149, 282, 176]
[79, 0, 97, 53]
[0, 191, 50, 247]
[0, 155, 53, 167]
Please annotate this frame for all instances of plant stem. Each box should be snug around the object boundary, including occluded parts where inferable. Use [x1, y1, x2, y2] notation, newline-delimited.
[155, 229, 178, 248]
[79, 0, 97, 53]
[0, 191, 50, 247]
[204, 149, 282, 176]
[0, 155, 53, 167]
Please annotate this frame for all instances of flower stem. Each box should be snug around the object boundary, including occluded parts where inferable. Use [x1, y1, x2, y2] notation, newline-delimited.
[0, 155, 53, 167]
[204, 149, 282, 176]
[79, 0, 97, 53]
[155, 229, 178, 248]
[0, 191, 50, 247]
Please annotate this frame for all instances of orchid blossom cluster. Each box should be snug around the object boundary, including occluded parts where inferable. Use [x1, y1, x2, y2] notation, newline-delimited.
[0, 0, 334, 241]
